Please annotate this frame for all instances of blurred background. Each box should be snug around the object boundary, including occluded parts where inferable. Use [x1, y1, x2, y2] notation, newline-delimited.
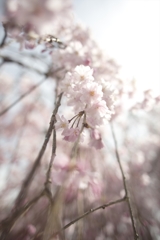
[0, 0, 160, 239]
[73, 0, 160, 94]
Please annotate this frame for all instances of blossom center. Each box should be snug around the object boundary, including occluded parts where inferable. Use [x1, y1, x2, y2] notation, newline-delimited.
[89, 91, 95, 96]
[80, 75, 85, 81]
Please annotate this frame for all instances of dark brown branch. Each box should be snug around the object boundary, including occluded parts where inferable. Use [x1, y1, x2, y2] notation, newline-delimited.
[14, 92, 63, 208]
[62, 197, 126, 231]
[110, 122, 139, 240]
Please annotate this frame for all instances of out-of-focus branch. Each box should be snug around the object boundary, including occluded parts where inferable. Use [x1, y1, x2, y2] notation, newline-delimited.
[0, 55, 46, 75]
[14, 92, 63, 208]
[0, 24, 7, 48]
[42, 188, 64, 240]
[110, 122, 139, 240]
[0, 191, 44, 240]
[0, 77, 46, 117]
[0, 66, 63, 117]
[62, 197, 126, 231]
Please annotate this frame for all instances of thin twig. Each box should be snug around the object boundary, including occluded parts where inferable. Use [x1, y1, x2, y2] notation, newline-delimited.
[62, 197, 126, 231]
[14, 92, 63, 208]
[44, 79, 59, 201]
[110, 122, 139, 240]
[44, 128, 57, 202]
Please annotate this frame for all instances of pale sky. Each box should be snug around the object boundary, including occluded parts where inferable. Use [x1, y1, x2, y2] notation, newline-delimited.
[74, 0, 160, 95]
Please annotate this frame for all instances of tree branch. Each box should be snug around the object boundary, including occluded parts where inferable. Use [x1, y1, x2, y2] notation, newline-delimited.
[62, 197, 126, 231]
[110, 122, 139, 240]
[14, 92, 63, 208]
[0, 93, 63, 240]
[44, 128, 57, 203]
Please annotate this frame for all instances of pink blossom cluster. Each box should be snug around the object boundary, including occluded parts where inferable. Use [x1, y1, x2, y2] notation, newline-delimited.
[55, 65, 115, 149]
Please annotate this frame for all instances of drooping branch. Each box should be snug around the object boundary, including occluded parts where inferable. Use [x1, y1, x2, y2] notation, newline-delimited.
[110, 122, 139, 240]
[62, 197, 126, 231]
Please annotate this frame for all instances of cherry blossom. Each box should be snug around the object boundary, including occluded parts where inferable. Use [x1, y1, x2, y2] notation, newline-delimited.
[62, 127, 80, 142]
[73, 65, 94, 83]
[55, 115, 69, 131]
[1, 1, 160, 240]
[80, 82, 103, 105]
